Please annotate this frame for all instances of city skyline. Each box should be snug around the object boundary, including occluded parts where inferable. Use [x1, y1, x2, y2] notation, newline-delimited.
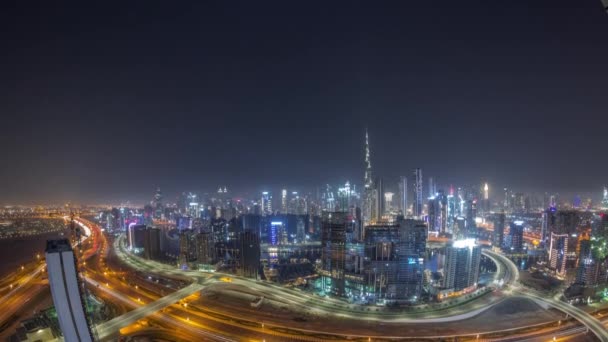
[1, 1, 608, 203]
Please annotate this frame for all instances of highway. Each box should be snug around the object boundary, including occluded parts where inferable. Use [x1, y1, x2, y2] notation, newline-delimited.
[485, 248, 608, 341]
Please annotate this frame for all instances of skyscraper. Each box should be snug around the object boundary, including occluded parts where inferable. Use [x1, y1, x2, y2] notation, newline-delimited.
[281, 189, 288, 213]
[493, 213, 505, 249]
[443, 239, 481, 292]
[602, 187, 608, 209]
[261, 191, 272, 215]
[508, 221, 524, 253]
[363, 130, 375, 225]
[45, 239, 93, 342]
[320, 212, 348, 296]
[373, 177, 385, 221]
[549, 232, 568, 276]
[412, 168, 423, 218]
[399, 176, 408, 216]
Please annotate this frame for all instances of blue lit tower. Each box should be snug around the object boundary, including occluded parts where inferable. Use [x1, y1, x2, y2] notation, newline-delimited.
[602, 186, 608, 210]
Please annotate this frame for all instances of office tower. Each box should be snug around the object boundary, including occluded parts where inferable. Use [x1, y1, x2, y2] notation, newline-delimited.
[143, 227, 161, 260]
[508, 221, 524, 253]
[513, 193, 525, 212]
[443, 239, 481, 292]
[320, 212, 348, 296]
[45, 239, 93, 342]
[399, 176, 408, 216]
[412, 168, 423, 217]
[128, 224, 146, 250]
[363, 130, 375, 225]
[428, 177, 435, 198]
[427, 196, 445, 234]
[549, 232, 568, 276]
[296, 217, 306, 243]
[196, 231, 214, 265]
[446, 194, 456, 234]
[152, 187, 163, 219]
[484, 183, 489, 201]
[503, 187, 509, 210]
[337, 181, 357, 212]
[281, 189, 288, 213]
[269, 221, 283, 245]
[384, 192, 394, 213]
[396, 218, 427, 301]
[187, 192, 199, 218]
[542, 207, 557, 245]
[373, 177, 385, 220]
[602, 187, 608, 209]
[241, 214, 262, 236]
[465, 200, 477, 237]
[261, 191, 272, 215]
[238, 230, 260, 279]
[454, 217, 466, 240]
[493, 213, 505, 249]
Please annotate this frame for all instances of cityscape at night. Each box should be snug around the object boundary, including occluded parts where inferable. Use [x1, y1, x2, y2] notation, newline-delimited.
[2, 1, 608, 342]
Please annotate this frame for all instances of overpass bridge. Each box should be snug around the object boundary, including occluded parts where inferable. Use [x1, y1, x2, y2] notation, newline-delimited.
[483, 249, 608, 341]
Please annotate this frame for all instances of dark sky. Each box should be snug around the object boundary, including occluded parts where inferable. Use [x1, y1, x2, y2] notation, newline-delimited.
[1, 1, 607, 204]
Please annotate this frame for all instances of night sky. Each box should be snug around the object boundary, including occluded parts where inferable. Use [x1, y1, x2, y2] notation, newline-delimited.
[1, 1, 607, 204]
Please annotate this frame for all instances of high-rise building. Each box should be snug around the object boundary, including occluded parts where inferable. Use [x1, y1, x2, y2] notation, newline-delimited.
[602, 187, 608, 209]
[443, 239, 481, 292]
[541, 208, 557, 246]
[428, 177, 435, 198]
[195, 232, 214, 266]
[493, 213, 505, 249]
[373, 177, 385, 220]
[399, 176, 408, 216]
[261, 191, 272, 215]
[238, 230, 260, 279]
[465, 200, 477, 237]
[143, 227, 161, 260]
[363, 130, 375, 225]
[508, 221, 524, 253]
[45, 239, 93, 342]
[281, 189, 288, 213]
[412, 168, 423, 218]
[296, 217, 306, 243]
[549, 232, 568, 276]
[320, 212, 348, 296]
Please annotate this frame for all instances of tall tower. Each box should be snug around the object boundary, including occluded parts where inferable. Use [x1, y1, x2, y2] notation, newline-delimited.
[281, 189, 288, 213]
[412, 168, 423, 217]
[602, 186, 608, 209]
[363, 130, 375, 225]
[484, 183, 489, 201]
[399, 176, 408, 216]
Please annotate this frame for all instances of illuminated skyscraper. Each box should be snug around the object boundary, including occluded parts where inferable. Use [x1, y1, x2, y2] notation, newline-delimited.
[412, 168, 423, 217]
[428, 177, 435, 198]
[363, 130, 375, 225]
[508, 221, 524, 253]
[443, 239, 481, 292]
[549, 232, 568, 276]
[602, 187, 608, 209]
[399, 176, 408, 216]
[45, 239, 93, 342]
[484, 183, 489, 201]
[281, 189, 288, 213]
[261, 191, 272, 215]
[373, 177, 385, 220]
[493, 213, 505, 249]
